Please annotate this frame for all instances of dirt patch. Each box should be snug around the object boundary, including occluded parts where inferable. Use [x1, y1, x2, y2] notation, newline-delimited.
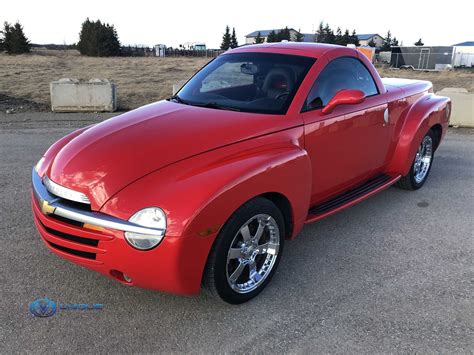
[0, 93, 48, 113]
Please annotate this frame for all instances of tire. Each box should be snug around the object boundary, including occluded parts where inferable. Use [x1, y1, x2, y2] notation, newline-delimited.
[203, 197, 285, 304]
[396, 129, 435, 190]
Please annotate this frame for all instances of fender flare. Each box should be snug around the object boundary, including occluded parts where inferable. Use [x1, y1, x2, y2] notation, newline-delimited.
[386, 93, 449, 176]
[184, 143, 312, 242]
[101, 130, 312, 294]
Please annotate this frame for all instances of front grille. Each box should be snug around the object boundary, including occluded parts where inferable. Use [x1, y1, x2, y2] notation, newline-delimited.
[41, 222, 99, 247]
[48, 214, 84, 227]
[33, 199, 106, 261]
[47, 241, 96, 260]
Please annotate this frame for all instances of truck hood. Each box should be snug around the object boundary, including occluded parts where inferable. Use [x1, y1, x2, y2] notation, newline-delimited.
[47, 100, 294, 209]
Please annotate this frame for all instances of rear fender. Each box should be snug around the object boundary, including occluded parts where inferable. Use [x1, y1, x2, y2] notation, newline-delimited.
[386, 93, 450, 176]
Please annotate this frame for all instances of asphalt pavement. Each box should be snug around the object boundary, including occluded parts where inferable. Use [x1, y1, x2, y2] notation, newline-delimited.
[1, 112, 472, 353]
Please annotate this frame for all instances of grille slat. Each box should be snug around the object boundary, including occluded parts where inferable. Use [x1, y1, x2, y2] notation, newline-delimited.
[41, 222, 99, 247]
[47, 241, 96, 260]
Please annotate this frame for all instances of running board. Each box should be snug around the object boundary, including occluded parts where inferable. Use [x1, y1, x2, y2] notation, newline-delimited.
[305, 174, 401, 224]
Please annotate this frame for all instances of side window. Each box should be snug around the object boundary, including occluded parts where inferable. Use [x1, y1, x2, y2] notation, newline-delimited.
[304, 57, 378, 111]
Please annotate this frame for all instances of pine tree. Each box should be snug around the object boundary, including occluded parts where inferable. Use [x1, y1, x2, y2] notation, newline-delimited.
[414, 38, 424, 46]
[381, 30, 392, 51]
[267, 30, 277, 43]
[230, 27, 238, 48]
[295, 29, 304, 42]
[1, 21, 31, 54]
[342, 29, 351, 46]
[324, 23, 335, 44]
[315, 22, 325, 43]
[335, 27, 342, 45]
[78, 18, 120, 56]
[350, 30, 360, 46]
[391, 37, 399, 47]
[254, 32, 264, 44]
[279, 27, 291, 41]
[368, 38, 376, 47]
[220, 26, 231, 50]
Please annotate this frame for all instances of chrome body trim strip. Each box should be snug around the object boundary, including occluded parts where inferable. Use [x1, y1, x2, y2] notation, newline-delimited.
[43, 175, 91, 204]
[32, 169, 165, 237]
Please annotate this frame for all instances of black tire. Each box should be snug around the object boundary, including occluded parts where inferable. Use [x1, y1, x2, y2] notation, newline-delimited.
[396, 129, 435, 190]
[203, 197, 285, 304]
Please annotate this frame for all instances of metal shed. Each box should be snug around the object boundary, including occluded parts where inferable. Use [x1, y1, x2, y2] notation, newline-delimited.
[390, 46, 454, 70]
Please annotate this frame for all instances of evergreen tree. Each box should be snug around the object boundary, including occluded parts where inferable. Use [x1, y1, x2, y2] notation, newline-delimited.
[295, 29, 304, 42]
[368, 38, 376, 47]
[392, 37, 399, 46]
[350, 30, 360, 46]
[279, 27, 291, 41]
[230, 27, 238, 48]
[315, 22, 325, 43]
[1, 21, 31, 54]
[341, 29, 351, 46]
[335, 27, 342, 45]
[324, 23, 335, 44]
[267, 30, 278, 43]
[381, 30, 392, 51]
[77, 18, 120, 56]
[254, 32, 264, 44]
[414, 38, 424, 46]
[220, 25, 231, 50]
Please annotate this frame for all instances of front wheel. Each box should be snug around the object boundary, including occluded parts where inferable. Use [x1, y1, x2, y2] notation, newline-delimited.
[396, 129, 435, 190]
[203, 197, 285, 304]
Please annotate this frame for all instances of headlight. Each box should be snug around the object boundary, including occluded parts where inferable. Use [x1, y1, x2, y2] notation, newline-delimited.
[35, 157, 45, 173]
[124, 207, 167, 250]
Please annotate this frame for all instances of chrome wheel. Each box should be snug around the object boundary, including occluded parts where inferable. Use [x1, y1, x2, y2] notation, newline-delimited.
[413, 136, 433, 184]
[226, 214, 280, 294]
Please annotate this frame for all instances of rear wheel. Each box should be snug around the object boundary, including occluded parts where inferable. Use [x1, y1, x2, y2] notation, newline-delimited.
[396, 129, 435, 190]
[203, 197, 285, 304]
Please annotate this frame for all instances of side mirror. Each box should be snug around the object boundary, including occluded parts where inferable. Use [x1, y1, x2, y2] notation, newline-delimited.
[321, 89, 365, 114]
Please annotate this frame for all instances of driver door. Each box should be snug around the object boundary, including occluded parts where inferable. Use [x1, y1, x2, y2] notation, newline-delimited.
[302, 55, 390, 206]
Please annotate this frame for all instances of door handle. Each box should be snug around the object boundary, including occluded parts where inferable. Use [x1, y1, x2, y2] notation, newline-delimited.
[383, 108, 389, 125]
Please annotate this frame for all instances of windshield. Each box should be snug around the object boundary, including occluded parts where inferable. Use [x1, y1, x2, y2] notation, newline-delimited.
[175, 52, 315, 115]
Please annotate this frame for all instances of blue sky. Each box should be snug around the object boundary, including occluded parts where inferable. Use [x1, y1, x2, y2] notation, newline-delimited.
[2, 0, 472, 48]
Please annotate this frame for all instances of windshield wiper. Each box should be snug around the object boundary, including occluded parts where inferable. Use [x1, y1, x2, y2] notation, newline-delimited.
[194, 102, 241, 112]
[168, 94, 189, 105]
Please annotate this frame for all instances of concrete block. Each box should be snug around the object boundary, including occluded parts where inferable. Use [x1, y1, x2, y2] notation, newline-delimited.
[436, 88, 474, 128]
[50, 78, 117, 112]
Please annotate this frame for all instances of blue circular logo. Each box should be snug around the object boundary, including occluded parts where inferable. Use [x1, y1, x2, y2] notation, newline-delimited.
[29, 298, 57, 317]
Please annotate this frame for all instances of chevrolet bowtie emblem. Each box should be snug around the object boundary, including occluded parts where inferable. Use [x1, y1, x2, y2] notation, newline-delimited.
[41, 200, 56, 215]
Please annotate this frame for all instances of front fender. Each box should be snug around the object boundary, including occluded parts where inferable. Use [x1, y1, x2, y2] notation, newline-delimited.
[386, 93, 450, 176]
[100, 126, 310, 294]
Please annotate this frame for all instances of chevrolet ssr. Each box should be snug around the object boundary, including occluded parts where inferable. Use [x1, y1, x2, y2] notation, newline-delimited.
[32, 43, 451, 304]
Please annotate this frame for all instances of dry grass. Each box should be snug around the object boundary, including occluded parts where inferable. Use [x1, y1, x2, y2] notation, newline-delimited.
[377, 65, 474, 93]
[0, 49, 472, 111]
[0, 50, 209, 110]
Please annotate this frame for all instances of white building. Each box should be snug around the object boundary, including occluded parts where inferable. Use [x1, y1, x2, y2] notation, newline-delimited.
[452, 41, 474, 67]
[245, 29, 304, 44]
[357, 34, 384, 47]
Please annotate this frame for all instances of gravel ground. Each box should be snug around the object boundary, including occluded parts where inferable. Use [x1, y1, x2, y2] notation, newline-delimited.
[0, 112, 472, 353]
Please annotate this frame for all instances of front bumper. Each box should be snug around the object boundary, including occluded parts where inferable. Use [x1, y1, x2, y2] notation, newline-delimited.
[31, 169, 213, 295]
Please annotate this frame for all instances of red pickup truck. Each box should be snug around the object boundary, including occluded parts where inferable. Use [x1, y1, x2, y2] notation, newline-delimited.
[32, 43, 451, 304]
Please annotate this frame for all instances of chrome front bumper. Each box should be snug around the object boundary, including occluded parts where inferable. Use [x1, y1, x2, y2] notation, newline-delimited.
[31, 169, 165, 237]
